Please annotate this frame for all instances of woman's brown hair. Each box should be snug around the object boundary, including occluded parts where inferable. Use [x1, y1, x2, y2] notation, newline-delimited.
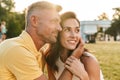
[46, 11, 88, 73]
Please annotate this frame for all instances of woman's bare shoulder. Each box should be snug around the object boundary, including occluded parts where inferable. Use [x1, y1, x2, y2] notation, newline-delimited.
[81, 52, 99, 64]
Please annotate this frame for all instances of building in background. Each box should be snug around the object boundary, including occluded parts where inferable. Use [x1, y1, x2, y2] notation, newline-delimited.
[80, 20, 111, 43]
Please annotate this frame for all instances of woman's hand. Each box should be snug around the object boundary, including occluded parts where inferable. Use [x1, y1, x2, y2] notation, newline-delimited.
[65, 56, 89, 80]
[72, 38, 84, 59]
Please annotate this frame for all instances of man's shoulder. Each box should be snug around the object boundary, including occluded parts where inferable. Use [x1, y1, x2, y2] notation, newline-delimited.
[1, 37, 24, 47]
[0, 37, 27, 55]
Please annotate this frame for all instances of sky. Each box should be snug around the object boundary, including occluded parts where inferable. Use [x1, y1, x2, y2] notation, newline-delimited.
[14, 0, 120, 21]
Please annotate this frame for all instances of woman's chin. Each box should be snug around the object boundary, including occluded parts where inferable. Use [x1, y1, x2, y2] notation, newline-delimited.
[68, 47, 76, 50]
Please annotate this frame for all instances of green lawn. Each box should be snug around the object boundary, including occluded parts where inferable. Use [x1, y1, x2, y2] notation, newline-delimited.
[85, 41, 120, 80]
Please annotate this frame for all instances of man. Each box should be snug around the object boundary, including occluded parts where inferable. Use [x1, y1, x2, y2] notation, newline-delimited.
[0, 1, 61, 80]
[0, 1, 84, 80]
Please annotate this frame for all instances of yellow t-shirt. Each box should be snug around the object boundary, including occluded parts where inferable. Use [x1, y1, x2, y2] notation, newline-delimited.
[0, 31, 44, 80]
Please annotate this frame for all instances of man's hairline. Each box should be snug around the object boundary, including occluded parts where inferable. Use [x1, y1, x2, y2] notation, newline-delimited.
[26, 8, 60, 28]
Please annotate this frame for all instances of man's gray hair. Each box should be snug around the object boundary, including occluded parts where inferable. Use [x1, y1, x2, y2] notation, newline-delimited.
[25, 1, 62, 27]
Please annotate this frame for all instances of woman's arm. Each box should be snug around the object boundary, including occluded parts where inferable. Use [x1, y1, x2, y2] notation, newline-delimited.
[81, 52, 100, 80]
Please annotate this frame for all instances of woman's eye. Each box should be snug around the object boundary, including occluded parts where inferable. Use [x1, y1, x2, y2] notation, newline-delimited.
[76, 29, 80, 33]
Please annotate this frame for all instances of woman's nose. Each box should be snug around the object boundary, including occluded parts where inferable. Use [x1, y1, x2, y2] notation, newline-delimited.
[70, 31, 77, 37]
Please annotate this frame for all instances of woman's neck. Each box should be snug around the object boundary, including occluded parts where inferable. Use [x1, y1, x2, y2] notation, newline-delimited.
[60, 49, 69, 63]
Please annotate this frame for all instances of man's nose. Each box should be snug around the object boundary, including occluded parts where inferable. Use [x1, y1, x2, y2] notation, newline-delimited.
[57, 24, 62, 31]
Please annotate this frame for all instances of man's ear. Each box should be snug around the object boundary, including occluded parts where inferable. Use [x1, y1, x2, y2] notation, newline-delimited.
[30, 15, 38, 27]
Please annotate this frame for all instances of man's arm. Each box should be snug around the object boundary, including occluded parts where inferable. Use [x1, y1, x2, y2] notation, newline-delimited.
[34, 40, 85, 80]
[65, 56, 89, 80]
[58, 39, 84, 80]
[39, 39, 84, 80]
[58, 69, 73, 80]
[35, 74, 48, 80]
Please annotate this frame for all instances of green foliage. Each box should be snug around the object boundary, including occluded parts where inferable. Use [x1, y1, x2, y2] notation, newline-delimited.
[105, 8, 120, 41]
[85, 42, 120, 80]
[0, 0, 15, 21]
[0, 0, 25, 38]
[98, 12, 109, 20]
[6, 12, 25, 38]
[7, 14, 21, 38]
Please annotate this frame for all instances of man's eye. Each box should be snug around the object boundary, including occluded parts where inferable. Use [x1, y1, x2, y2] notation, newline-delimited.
[63, 28, 70, 32]
[51, 19, 59, 24]
[51, 20, 56, 23]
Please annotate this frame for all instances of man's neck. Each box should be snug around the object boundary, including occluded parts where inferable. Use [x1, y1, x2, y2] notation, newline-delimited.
[26, 29, 45, 51]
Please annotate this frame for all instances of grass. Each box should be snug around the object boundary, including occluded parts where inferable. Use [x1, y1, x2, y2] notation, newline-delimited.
[85, 41, 120, 80]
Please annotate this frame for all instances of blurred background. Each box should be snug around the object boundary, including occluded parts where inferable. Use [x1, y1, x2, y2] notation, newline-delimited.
[0, 0, 120, 80]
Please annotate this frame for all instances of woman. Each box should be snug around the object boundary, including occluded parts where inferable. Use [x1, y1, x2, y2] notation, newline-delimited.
[45, 12, 103, 80]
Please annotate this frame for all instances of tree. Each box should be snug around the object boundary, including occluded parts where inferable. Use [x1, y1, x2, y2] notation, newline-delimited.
[0, 0, 25, 38]
[105, 7, 120, 41]
[96, 12, 109, 41]
[6, 12, 25, 38]
[98, 12, 109, 20]
[0, 0, 15, 21]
